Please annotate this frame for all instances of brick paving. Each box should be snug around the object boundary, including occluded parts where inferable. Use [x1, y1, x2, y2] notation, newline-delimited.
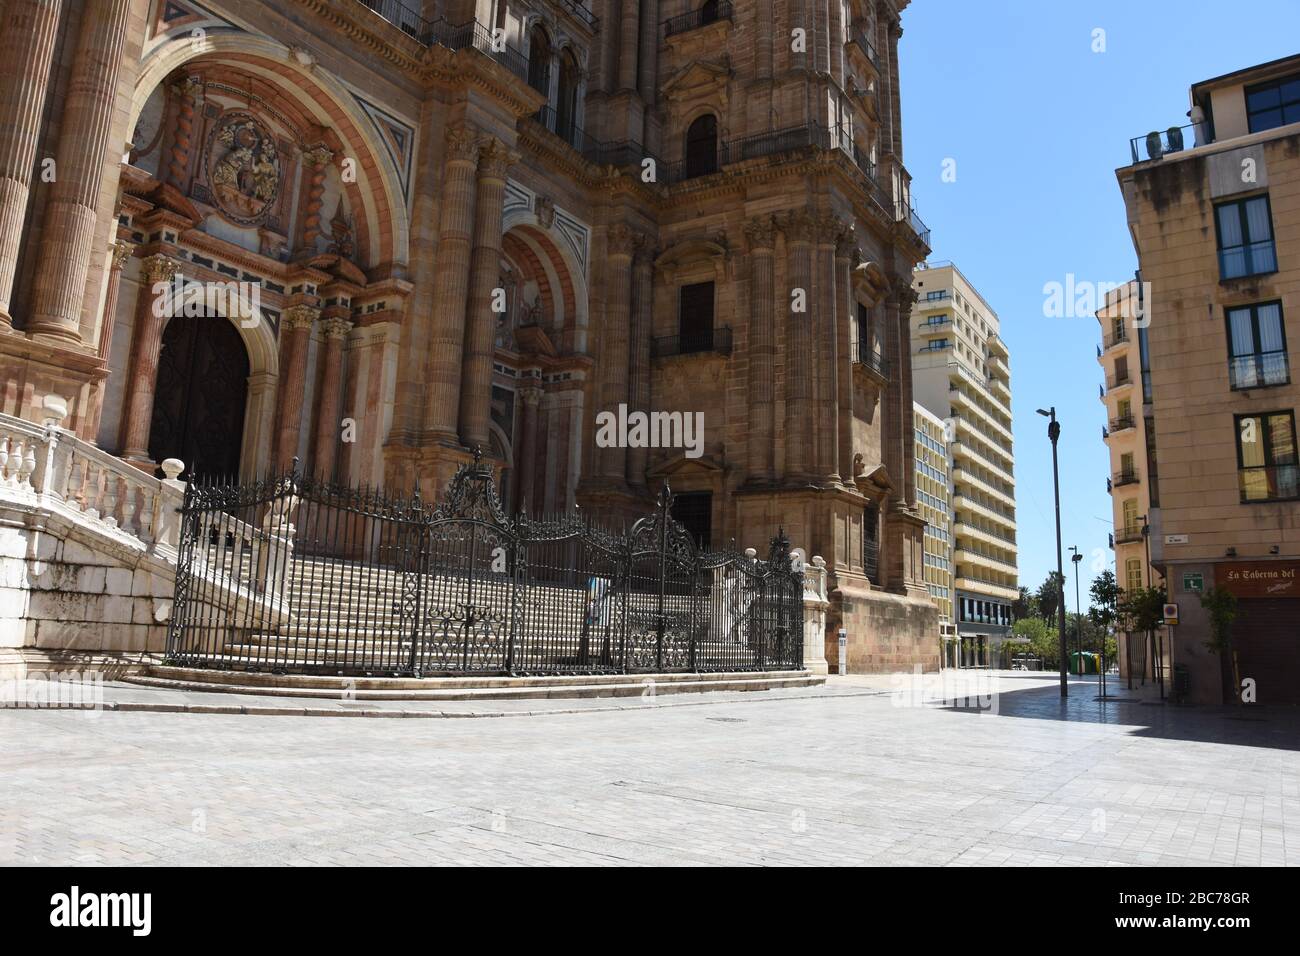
[1, 671, 1296, 866]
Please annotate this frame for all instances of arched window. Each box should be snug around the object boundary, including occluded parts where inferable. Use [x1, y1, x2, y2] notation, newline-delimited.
[684, 114, 718, 178]
[556, 50, 581, 146]
[527, 26, 551, 98]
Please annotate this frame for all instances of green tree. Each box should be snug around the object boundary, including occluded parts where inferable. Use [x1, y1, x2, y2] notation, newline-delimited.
[1088, 570, 1121, 670]
[1036, 572, 1063, 624]
[1011, 586, 1036, 622]
[1012, 617, 1058, 667]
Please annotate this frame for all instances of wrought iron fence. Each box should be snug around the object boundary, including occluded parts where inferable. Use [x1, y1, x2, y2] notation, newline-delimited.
[166, 452, 804, 677]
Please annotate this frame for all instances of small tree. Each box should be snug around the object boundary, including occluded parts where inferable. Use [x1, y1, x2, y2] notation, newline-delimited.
[1089, 570, 1121, 675]
[1200, 585, 1240, 703]
[1012, 617, 1057, 667]
[1012, 586, 1037, 622]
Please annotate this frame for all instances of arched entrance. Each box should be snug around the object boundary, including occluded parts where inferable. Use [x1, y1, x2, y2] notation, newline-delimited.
[147, 315, 250, 481]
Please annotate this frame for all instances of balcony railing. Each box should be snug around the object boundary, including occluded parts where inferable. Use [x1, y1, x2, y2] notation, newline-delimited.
[651, 325, 733, 359]
[898, 202, 931, 246]
[354, 0, 430, 40]
[850, 30, 880, 69]
[1103, 327, 1129, 350]
[664, 1, 733, 38]
[1229, 351, 1290, 389]
[556, 0, 598, 30]
[1240, 464, 1300, 503]
[855, 342, 890, 379]
[1109, 414, 1136, 432]
[1113, 469, 1140, 488]
[1128, 123, 1198, 164]
[1114, 524, 1145, 545]
[1105, 372, 1133, 391]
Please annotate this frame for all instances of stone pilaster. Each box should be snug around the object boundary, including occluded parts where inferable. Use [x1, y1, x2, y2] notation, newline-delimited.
[312, 315, 353, 481]
[835, 229, 855, 484]
[637, 0, 659, 104]
[275, 305, 319, 471]
[119, 256, 181, 463]
[26, 0, 132, 345]
[517, 384, 542, 512]
[166, 75, 203, 187]
[626, 235, 653, 489]
[459, 137, 516, 451]
[597, 224, 635, 484]
[82, 240, 134, 443]
[744, 215, 777, 483]
[815, 215, 840, 483]
[782, 211, 815, 481]
[618, 6, 639, 91]
[424, 126, 479, 443]
[0, 0, 63, 329]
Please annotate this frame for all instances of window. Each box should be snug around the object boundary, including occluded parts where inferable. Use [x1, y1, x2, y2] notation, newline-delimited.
[863, 502, 880, 585]
[1216, 195, 1278, 279]
[1227, 301, 1289, 389]
[700, 0, 721, 25]
[684, 114, 718, 178]
[1121, 498, 1139, 537]
[556, 51, 581, 146]
[1246, 72, 1300, 134]
[677, 281, 715, 353]
[1235, 411, 1299, 502]
[670, 492, 712, 549]
[1113, 355, 1129, 384]
[527, 27, 551, 97]
[1125, 558, 1142, 593]
[924, 338, 949, 351]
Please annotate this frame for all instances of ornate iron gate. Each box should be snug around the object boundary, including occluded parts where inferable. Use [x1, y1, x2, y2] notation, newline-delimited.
[166, 453, 804, 677]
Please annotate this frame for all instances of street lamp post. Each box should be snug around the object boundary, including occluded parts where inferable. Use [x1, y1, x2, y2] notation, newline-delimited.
[1069, 545, 1083, 680]
[1037, 407, 1068, 698]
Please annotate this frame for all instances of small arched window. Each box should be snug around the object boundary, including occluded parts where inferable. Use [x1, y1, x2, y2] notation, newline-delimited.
[701, 0, 720, 25]
[527, 27, 551, 98]
[684, 114, 718, 178]
[556, 50, 581, 146]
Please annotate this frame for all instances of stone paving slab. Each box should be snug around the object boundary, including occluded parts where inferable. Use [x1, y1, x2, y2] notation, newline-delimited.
[1, 671, 1296, 866]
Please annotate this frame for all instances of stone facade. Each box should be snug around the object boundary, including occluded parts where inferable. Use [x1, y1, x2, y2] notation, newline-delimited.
[0, 0, 938, 672]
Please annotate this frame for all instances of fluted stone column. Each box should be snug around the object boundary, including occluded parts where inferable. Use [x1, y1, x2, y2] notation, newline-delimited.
[459, 138, 516, 450]
[745, 216, 777, 482]
[815, 216, 840, 483]
[166, 75, 203, 187]
[637, 0, 659, 104]
[783, 211, 815, 480]
[118, 256, 181, 462]
[618, 7, 639, 91]
[597, 224, 635, 482]
[626, 236, 653, 489]
[757, 0, 775, 80]
[312, 316, 353, 481]
[275, 305, 318, 470]
[425, 126, 479, 442]
[83, 240, 134, 443]
[835, 232, 855, 484]
[880, 288, 903, 490]
[814, 0, 830, 74]
[518, 385, 541, 512]
[0, 0, 63, 329]
[897, 285, 919, 507]
[27, 0, 132, 344]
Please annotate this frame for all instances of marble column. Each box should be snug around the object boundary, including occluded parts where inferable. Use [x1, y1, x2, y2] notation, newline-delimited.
[424, 126, 479, 443]
[598, 224, 635, 483]
[275, 305, 318, 471]
[0, 0, 63, 329]
[459, 138, 516, 451]
[835, 231, 855, 484]
[297, 145, 334, 255]
[815, 216, 840, 483]
[744, 215, 777, 483]
[119, 256, 181, 462]
[165, 75, 203, 187]
[625, 235, 653, 489]
[312, 316, 353, 481]
[27, 0, 132, 345]
[782, 211, 814, 480]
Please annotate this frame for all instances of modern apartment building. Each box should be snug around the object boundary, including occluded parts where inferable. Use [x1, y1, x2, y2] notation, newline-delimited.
[912, 262, 1017, 667]
[1096, 281, 1164, 684]
[1116, 54, 1300, 705]
[914, 402, 956, 664]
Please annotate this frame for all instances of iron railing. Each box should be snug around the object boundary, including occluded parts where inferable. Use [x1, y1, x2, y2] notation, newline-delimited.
[166, 452, 802, 677]
[664, 1, 733, 38]
[1113, 469, 1140, 488]
[651, 325, 733, 358]
[1229, 351, 1290, 389]
[1109, 414, 1136, 432]
[850, 30, 879, 69]
[855, 341, 890, 379]
[1128, 123, 1198, 164]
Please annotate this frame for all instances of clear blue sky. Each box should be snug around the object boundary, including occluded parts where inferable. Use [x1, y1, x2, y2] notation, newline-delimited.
[898, 0, 1300, 606]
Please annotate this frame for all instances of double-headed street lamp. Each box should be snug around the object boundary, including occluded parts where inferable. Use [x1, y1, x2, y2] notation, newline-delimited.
[1037, 407, 1069, 698]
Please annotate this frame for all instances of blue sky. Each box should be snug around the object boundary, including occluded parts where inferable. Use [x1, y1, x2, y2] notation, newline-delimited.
[898, 0, 1300, 605]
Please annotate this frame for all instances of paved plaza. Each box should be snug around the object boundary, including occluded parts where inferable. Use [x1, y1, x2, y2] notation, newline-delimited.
[2, 672, 1297, 866]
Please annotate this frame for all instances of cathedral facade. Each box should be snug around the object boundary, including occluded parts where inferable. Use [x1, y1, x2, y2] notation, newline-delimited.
[0, 0, 937, 670]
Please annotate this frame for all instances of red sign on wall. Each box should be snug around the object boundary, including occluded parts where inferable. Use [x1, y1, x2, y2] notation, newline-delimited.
[1219, 562, 1300, 599]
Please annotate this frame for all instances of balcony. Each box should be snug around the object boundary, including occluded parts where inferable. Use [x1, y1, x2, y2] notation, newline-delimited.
[1109, 414, 1136, 433]
[1113, 469, 1140, 488]
[954, 547, 1019, 574]
[1102, 327, 1129, 351]
[953, 493, 1015, 527]
[920, 290, 952, 304]
[1128, 122, 1199, 164]
[854, 341, 890, 380]
[953, 466, 1015, 507]
[651, 325, 732, 359]
[1229, 351, 1290, 390]
[849, 30, 880, 71]
[1114, 524, 1145, 545]
[898, 202, 932, 247]
[1104, 371, 1133, 393]
[954, 519, 1018, 551]
[919, 317, 951, 334]
[664, 1, 733, 38]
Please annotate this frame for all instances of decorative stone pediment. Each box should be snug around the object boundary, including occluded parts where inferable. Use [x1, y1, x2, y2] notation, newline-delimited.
[654, 235, 729, 283]
[857, 461, 893, 494]
[659, 58, 732, 106]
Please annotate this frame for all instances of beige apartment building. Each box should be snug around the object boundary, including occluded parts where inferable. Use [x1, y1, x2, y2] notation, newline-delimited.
[1116, 54, 1300, 705]
[914, 401, 956, 663]
[912, 262, 1017, 667]
[1096, 281, 1164, 683]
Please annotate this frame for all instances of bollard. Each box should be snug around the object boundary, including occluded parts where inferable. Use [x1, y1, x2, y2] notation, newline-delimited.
[837, 627, 848, 675]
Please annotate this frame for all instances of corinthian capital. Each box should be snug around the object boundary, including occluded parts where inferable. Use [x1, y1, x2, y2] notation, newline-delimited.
[110, 241, 136, 271]
[445, 125, 480, 164]
[477, 138, 519, 180]
[779, 209, 815, 244]
[743, 215, 777, 252]
[321, 316, 354, 339]
[141, 254, 181, 284]
[283, 304, 320, 331]
[606, 223, 637, 258]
